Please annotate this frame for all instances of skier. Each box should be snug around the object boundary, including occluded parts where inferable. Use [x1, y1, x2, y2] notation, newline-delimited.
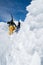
[7, 14, 21, 35]
[7, 15, 17, 35]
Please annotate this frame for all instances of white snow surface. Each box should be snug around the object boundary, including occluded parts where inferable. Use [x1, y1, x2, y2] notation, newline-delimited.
[0, 0, 43, 65]
[30, 51, 41, 65]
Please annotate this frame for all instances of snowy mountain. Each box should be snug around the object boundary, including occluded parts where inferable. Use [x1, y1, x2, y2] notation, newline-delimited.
[0, 0, 43, 65]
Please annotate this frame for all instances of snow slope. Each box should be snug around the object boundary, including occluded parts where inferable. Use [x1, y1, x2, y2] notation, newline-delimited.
[0, 0, 43, 65]
[30, 51, 41, 65]
[0, 22, 41, 65]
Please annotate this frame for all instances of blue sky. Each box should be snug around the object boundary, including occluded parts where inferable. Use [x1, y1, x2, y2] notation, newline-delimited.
[0, 0, 32, 22]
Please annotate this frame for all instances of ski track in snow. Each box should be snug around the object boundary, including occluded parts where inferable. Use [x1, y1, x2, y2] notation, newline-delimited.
[0, 0, 43, 65]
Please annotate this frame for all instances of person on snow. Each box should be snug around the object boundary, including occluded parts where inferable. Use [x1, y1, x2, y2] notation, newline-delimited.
[7, 15, 21, 35]
[7, 17, 17, 35]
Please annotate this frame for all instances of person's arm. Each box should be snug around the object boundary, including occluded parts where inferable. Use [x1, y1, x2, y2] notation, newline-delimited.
[17, 22, 20, 28]
[7, 22, 10, 24]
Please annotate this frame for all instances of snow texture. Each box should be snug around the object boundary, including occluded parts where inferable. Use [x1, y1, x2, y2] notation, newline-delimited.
[30, 51, 41, 65]
[0, 0, 43, 65]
